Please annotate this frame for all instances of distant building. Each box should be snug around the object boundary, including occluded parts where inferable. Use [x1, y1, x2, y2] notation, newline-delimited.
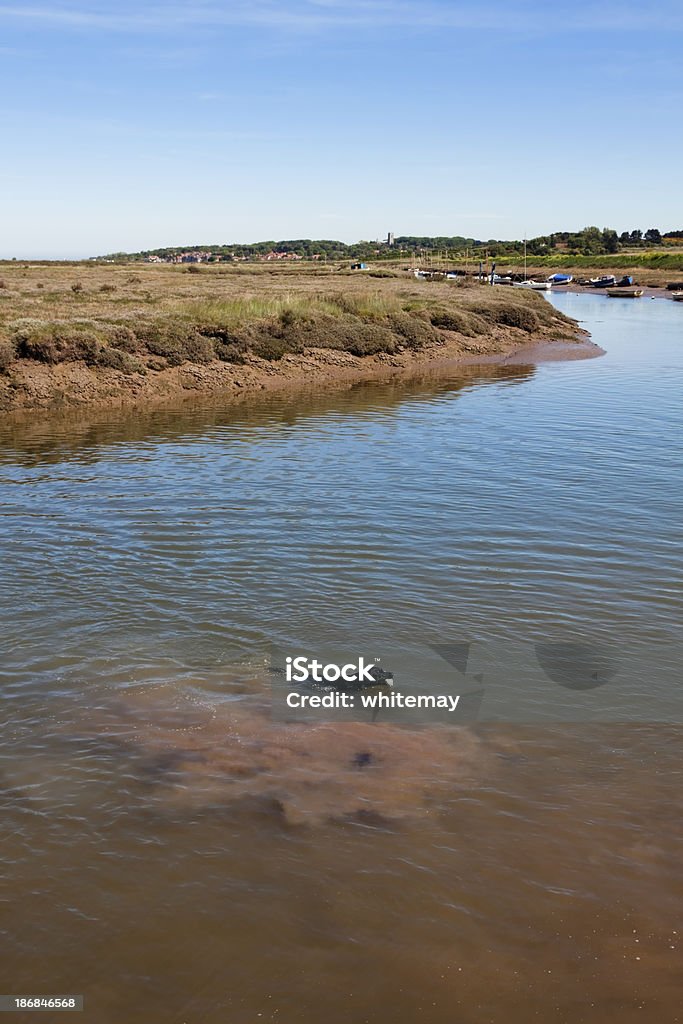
[261, 251, 303, 261]
[387, 232, 395, 247]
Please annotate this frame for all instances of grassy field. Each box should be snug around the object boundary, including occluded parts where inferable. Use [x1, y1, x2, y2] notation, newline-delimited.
[487, 251, 683, 285]
[0, 261, 577, 379]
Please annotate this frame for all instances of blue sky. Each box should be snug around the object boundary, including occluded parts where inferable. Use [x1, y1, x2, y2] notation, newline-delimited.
[0, 0, 680, 257]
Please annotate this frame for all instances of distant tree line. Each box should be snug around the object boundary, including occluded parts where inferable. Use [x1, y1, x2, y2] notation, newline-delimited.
[96, 226, 683, 262]
[490, 226, 677, 257]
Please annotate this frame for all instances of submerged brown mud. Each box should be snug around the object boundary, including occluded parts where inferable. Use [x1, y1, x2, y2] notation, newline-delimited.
[6, 693, 682, 1024]
[60, 687, 486, 825]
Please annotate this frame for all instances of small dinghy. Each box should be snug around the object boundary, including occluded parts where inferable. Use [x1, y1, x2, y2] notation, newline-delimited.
[513, 280, 552, 291]
[548, 273, 573, 286]
[606, 287, 644, 298]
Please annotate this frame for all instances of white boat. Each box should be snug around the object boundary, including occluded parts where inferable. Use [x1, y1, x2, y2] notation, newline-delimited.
[671, 292, 683, 302]
[513, 280, 552, 291]
[512, 237, 551, 291]
[606, 287, 643, 298]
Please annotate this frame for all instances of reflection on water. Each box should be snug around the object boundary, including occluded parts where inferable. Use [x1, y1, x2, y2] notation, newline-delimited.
[0, 362, 535, 466]
[1, 294, 682, 1022]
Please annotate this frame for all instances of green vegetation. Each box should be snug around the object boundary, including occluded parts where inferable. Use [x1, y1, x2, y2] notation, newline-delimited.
[493, 251, 683, 271]
[10, 318, 147, 373]
[0, 266, 576, 379]
[93, 225, 683, 265]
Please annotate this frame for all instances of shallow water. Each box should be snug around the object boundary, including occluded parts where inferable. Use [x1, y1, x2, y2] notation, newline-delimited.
[1, 293, 682, 1022]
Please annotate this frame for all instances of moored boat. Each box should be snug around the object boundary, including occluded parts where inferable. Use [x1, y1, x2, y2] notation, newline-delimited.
[671, 292, 683, 302]
[606, 287, 644, 298]
[513, 237, 552, 291]
[513, 280, 552, 291]
[590, 275, 617, 288]
[548, 273, 573, 286]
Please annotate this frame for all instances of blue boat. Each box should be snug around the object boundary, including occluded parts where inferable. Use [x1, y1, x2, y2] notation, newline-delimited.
[548, 273, 573, 285]
[590, 275, 617, 288]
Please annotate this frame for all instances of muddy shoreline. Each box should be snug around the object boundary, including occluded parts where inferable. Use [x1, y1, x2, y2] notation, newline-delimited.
[0, 329, 602, 420]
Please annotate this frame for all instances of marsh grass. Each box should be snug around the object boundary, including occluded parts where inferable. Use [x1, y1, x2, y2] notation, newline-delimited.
[0, 262, 576, 374]
[182, 294, 341, 326]
[181, 291, 400, 327]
